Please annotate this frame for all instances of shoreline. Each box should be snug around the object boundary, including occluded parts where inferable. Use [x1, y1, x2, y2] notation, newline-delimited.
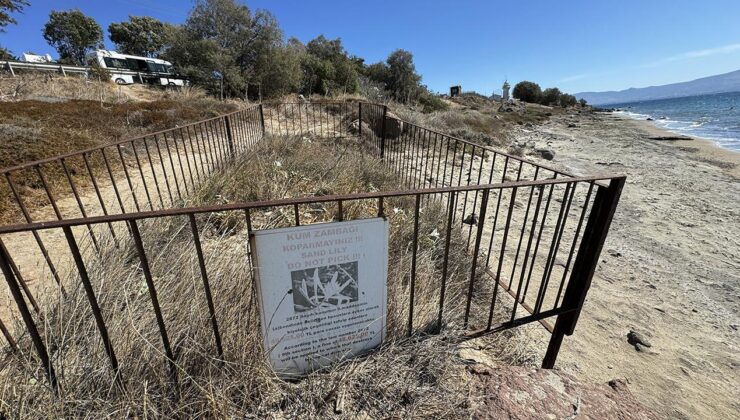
[611, 110, 740, 156]
[606, 112, 740, 178]
[518, 109, 740, 418]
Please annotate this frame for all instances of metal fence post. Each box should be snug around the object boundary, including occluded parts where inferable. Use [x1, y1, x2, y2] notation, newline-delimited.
[542, 176, 625, 369]
[224, 115, 235, 156]
[259, 104, 266, 138]
[380, 105, 387, 159]
[0, 244, 58, 393]
[358, 102, 363, 137]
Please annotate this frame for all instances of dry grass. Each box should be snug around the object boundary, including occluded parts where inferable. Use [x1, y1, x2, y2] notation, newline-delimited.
[0, 76, 239, 224]
[0, 134, 533, 417]
[392, 97, 561, 154]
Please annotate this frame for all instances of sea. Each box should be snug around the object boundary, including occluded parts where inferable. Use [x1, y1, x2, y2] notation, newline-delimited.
[608, 91, 740, 151]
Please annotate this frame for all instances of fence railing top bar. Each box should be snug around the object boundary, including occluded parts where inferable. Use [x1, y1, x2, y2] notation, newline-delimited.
[0, 104, 260, 175]
[0, 174, 625, 235]
[397, 118, 576, 178]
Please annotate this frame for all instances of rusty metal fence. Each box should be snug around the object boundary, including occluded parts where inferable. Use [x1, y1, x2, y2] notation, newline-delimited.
[0, 101, 624, 394]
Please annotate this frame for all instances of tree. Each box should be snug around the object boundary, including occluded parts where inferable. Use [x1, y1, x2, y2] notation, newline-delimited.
[0, 46, 14, 60]
[108, 16, 170, 57]
[165, 0, 285, 98]
[559, 93, 577, 107]
[579, 98, 587, 107]
[385, 49, 421, 102]
[301, 35, 359, 96]
[43, 9, 103, 64]
[512, 81, 542, 103]
[0, 0, 28, 33]
[540, 87, 562, 106]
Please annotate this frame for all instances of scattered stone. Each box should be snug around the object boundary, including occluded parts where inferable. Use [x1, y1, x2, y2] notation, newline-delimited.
[607, 249, 622, 257]
[383, 111, 404, 139]
[471, 367, 659, 419]
[535, 148, 555, 160]
[627, 330, 652, 350]
[463, 213, 478, 225]
[646, 117, 654, 121]
[567, 123, 578, 128]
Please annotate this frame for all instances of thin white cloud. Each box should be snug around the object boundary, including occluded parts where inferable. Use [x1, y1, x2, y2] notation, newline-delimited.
[557, 73, 592, 83]
[643, 43, 740, 67]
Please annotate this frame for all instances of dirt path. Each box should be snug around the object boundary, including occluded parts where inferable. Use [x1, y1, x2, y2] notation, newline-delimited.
[513, 112, 740, 419]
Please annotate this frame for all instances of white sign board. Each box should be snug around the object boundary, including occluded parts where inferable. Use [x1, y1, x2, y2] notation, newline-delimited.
[250, 218, 388, 376]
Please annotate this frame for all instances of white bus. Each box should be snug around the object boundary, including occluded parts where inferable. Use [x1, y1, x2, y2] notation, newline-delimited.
[86, 50, 187, 86]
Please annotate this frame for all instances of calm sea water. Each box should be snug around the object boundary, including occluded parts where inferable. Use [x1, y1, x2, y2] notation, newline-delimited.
[609, 91, 740, 151]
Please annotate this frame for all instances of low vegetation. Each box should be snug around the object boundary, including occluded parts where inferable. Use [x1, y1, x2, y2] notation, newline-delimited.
[513, 80, 581, 107]
[0, 133, 532, 417]
[0, 74, 238, 223]
[393, 93, 561, 154]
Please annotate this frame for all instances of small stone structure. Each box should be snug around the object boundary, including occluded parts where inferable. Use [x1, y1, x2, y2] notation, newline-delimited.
[450, 85, 462, 97]
[502, 80, 510, 101]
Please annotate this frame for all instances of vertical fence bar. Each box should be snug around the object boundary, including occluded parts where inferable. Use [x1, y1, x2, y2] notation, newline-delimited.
[0, 316, 17, 352]
[0, 244, 57, 393]
[463, 189, 489, 328]
[358, 102, 363, 137]
[63, 226, 122, 385]
[407, 193, 421, 337]
[5, 173, 62, 287]
[437, 191, 456, 329]
[188, 214, 224, 361]
[487, 187, 518, 330]
[380, 105, 387, 160]
[542, 177, 625, 369]
[127, 219, 179, 391]
[0, 238, 40, 314]
[225, 115, 235, 156]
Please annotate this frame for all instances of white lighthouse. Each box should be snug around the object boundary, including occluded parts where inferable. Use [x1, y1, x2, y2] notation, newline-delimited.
[502, 80, 511, 101]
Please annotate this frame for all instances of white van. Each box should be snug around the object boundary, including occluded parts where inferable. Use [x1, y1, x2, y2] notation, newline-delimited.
[87, 50, 187, 86]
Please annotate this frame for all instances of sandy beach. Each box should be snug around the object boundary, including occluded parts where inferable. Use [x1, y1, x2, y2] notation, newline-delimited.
[515, 110, 740, 418]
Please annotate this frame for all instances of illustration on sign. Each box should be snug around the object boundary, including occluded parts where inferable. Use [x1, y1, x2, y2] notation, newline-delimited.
[250, 218, 388, 376]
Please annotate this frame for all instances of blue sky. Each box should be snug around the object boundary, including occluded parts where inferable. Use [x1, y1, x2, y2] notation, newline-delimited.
[2, 0, 740, 94]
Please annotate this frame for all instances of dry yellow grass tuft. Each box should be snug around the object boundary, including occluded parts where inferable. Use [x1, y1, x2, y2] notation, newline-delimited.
[0, 134, 532, 417]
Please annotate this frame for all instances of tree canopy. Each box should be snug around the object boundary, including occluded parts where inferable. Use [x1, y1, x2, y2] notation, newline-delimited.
[164, 0, 284, 97]
[540, 87, 562, 106]
[0, 0, 28, 33]
[43, 9, 103, 64]
[301, 35, 359, 95]
[512, 81, 542, 103]
[108, 16, 170, 57]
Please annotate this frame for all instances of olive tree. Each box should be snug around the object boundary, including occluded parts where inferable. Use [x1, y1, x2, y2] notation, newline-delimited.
[109, 16, 170, 57]
[512, 81, 542, 103]
[540, 87, 562, 105]
[165, 0, 285, 98]
[43, 9, 103, 64]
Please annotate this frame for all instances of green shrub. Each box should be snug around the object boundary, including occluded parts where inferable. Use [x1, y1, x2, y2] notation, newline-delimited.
[512, 81, 542, 103]
[559, 93, 577, 107]
[418, 91, 448, 113]
[540, 87, 561, 106]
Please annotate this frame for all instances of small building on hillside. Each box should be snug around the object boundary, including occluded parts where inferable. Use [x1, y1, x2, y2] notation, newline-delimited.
[450, 85, 462, 97]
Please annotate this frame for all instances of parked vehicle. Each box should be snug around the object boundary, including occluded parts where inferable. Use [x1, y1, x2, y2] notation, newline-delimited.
[22, 53, 54, 64]
[86, 50, 187, 86]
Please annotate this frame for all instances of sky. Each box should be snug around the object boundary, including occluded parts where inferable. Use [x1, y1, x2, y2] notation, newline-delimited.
[2, 0, 740, 95]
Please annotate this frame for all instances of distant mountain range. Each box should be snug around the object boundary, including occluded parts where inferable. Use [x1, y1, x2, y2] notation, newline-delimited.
[575, 69, 740, 105]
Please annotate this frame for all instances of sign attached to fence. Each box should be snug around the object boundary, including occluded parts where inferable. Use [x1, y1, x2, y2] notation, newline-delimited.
[250, 218, 389, 376]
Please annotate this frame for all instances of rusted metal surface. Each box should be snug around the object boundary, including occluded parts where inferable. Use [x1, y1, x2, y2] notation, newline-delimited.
[0, 101, 625, 393]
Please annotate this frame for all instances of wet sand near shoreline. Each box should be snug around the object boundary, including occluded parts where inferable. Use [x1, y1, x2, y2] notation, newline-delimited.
[515, 111, 739, 419]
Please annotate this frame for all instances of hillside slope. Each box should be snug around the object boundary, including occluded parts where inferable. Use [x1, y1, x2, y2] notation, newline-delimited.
[576, 69, 740, 105]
